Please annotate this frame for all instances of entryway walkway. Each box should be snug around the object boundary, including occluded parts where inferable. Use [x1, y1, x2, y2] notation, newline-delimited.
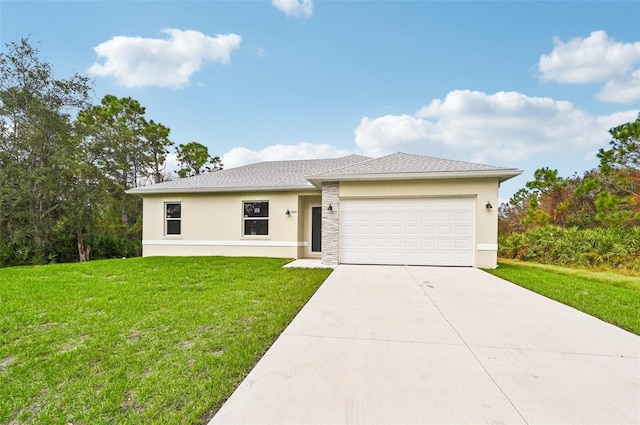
[210, 265, 640, 424]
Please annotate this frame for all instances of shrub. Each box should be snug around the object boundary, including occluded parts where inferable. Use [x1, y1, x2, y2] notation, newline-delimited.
[499, 225, 640, 272]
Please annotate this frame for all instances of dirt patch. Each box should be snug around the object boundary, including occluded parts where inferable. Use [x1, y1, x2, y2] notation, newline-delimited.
[120, 390, 143, 414]
[0, 356, 16, 368]
[28, 322, 58, 330]
[177, 340, 194, 349]
[127, 332, 143, 344]
[58, 334, 89, 354]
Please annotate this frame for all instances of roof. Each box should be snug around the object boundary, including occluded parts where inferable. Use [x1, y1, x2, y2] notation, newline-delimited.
[127, 155, 371, 194]
[127, 152, 522, 195]
[306, 152, 522, 184]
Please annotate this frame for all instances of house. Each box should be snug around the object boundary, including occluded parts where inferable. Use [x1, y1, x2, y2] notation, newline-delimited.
[127, 152, 522, 268]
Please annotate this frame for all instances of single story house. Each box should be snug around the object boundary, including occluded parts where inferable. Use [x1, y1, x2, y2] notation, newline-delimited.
[127, 152, 522, 268]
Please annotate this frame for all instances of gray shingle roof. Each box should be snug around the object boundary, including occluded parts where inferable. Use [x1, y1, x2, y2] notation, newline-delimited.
[127, 152, 522, 194]
[127, 155, 371, 194]
[309, 152, 510, 175]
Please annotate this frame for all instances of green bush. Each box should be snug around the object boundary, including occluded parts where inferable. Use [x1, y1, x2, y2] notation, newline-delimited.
[0, 231, 142, 266]
[499, 226, 640, 271]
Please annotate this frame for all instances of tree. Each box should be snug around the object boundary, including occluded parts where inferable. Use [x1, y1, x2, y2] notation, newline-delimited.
[591, 114, 640, 226]
[76, 95, 174, 226]
[175, 141, 222, 178]
[499, 115, 640, 235]
[0, 37, 91, 262]
[498, 188, 531, 235]
[143, 120, 174, 184]
[598, 114, 640, 172]
[522, 167, 570, 227]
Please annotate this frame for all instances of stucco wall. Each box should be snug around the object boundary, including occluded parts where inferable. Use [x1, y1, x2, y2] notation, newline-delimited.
[141, 191, 317, 258]
[139, 178, 502, 268]
[338, 178, 500, 268]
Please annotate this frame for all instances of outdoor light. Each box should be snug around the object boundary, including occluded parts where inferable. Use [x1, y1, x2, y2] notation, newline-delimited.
[486, 202, 493, 209]
[286, 209, 291, 216]
[328, 204, 333, 211]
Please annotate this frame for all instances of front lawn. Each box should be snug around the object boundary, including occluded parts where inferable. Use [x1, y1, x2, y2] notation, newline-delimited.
[487, 260, 640, 335]
[0, 257, 332, 424]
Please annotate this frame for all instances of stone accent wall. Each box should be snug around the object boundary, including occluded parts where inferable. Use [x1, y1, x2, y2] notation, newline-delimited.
[321, 181, 340, 265]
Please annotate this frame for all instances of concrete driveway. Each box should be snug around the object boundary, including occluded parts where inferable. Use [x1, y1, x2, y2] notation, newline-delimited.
[210, 265, 640, 425]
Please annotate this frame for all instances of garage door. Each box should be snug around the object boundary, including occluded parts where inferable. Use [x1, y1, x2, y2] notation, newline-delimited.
[339, 198, 475, 266]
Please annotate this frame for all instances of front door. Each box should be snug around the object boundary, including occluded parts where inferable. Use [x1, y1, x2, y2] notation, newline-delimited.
[311, 206, 322, 253]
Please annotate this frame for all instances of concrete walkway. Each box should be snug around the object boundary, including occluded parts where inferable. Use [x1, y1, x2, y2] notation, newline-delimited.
[210, 265, 640, 425]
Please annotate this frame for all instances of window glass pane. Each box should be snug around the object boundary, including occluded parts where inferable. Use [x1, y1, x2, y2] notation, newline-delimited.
[166, 203, 181, 219]
[166, 220, 181, 235]
[244, 219, 268, 236]
[243, 201, 268, 218]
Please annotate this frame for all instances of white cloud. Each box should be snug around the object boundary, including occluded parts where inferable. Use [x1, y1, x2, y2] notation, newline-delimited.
[222, 142, 352, 169]
[538, 30, 640, 104]
[219, 90, 637, 174]
[88, 28, 242, 89]
[596, 69, 640, 103]
[354, 89, 639, 164]
[538, 30, 640, 84]
[354, 115, 435, 158]
[272, 0, 313, 18]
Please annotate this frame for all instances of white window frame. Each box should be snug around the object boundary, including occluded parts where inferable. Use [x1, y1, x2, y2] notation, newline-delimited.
[242, 200, 269, 237]
[165, 202, 182, 236]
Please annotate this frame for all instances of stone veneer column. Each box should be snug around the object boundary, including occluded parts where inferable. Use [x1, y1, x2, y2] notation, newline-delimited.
[321, 181, 340, 265]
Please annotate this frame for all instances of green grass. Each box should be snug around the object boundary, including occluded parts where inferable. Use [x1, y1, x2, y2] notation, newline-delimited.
[0, 257, 332, 424]
[487, 261, 640, 335]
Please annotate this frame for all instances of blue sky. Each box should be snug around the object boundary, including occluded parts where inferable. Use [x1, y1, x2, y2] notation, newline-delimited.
[2, 0, 639, 200]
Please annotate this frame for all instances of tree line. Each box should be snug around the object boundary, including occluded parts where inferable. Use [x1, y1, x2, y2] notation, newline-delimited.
[499, 114, 640, 270]
[0, 38, 221, 265]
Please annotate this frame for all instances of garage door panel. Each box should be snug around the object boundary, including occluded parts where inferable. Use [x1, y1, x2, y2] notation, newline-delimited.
[438, 240, 454, 249]
[405, 237, 419, 248]
[340, 197, 475, 266]
[373, 238, 387, 248]
[456, 238, 472, 249]
[422, 212, 437, 221]
[405, 226, 419, 235]
[439, 225, 453, 235]
[421, 240, 437, 249]
[389, 238, 403, 249]
[389, 225, 403, 235]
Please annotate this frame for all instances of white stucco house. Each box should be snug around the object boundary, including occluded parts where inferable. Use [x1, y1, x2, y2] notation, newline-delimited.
[127, 152, 522, 268]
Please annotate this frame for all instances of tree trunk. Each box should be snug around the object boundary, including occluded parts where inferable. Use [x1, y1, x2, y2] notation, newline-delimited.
[77, 225, 90, 262]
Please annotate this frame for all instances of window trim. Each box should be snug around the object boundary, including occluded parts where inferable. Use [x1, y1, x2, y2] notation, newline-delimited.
[242, 200, 269, 237]
[165, 202, 182, 237]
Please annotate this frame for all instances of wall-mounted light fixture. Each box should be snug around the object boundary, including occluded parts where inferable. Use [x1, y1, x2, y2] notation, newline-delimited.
[286, 209, 291, 216]
[328, 204, 333, 211]
[485, 202, 493, 210]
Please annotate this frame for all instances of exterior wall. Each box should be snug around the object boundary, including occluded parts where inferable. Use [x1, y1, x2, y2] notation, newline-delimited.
[338, 178, 500, 268]
[321, 181, 340, 265]
[141, 190, 318, 258]
[140, 178, 502, 268]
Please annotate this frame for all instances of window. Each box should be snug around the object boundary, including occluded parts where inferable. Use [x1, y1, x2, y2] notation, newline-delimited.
[243, 201, 269, 236]
[165, 203, 181, 235]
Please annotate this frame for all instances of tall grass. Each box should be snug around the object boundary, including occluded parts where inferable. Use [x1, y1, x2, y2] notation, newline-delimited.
[499, 225, 640, 272]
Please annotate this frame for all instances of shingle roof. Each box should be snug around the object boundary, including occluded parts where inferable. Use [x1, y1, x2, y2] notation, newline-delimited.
[127, 152, 522, 195]
[127, 155, 371, 194]
[306, 152, 522, 183]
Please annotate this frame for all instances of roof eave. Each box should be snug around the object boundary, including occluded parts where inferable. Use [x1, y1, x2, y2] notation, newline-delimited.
[306, 169, 524, 186]
[126, 184, 320, 196]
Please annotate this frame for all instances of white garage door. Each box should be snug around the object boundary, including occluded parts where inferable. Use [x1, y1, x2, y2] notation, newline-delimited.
[340, 198, 475, 266]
